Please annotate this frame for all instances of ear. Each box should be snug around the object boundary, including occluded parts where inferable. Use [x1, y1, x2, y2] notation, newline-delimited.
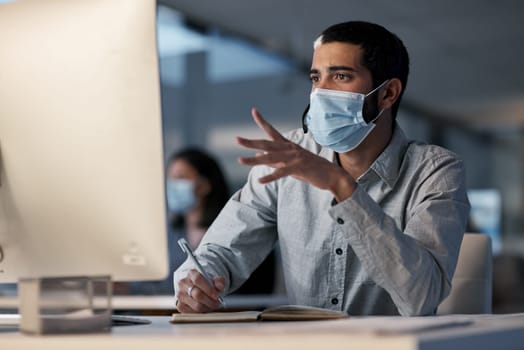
[379, 78, 402, 110]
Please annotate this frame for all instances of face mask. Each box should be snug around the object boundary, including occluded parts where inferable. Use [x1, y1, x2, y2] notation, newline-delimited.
[166, 179, 196, 214]
[304, 80, 388, 153]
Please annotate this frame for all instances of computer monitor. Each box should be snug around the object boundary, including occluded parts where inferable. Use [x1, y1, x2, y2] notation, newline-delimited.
[0, 0, 168, 283]
[467, 189, 502, 255]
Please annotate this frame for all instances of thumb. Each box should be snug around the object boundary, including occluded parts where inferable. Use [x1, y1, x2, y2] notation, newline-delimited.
[213, 276, 225, 292]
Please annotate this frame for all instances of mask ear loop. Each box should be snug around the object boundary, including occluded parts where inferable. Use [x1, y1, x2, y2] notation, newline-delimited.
[365, 79, 389, 124]
[301, 104, 310, 133]
[365, 79, 389, 97]
[368, 108, 385, 125]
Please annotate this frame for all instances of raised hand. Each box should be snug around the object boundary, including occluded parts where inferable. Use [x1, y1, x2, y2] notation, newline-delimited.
[237, 108, 356, 201]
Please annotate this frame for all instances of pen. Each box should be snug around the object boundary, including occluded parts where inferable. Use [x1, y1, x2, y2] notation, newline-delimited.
[177, 238, 225, 305]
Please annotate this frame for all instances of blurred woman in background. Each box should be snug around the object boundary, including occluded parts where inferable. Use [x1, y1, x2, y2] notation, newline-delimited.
[166, 148, 230, 251]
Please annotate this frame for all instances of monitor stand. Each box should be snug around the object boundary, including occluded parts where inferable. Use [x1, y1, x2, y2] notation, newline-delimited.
[110, 314, 151, 326]
[18, 275, 115, 334]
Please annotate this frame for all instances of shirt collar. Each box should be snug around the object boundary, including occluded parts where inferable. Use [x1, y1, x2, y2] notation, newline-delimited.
[367, 123, 409, 188]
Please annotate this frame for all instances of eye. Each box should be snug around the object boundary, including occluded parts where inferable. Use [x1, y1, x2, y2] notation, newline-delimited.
[334, 73, 348, 80]
[310, 75, 319, 83]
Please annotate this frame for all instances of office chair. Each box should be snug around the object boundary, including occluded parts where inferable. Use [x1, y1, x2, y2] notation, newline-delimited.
[437, 233, 493, 314]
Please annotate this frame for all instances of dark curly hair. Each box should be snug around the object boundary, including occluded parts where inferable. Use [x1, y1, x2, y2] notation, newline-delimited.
[316, 21, 410, 119]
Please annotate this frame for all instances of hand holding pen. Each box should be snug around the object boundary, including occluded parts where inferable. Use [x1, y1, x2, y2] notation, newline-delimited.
[175, 238, 225, 313]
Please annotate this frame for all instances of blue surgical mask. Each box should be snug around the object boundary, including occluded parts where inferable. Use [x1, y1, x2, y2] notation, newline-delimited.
[304, 80, 388, 153]
[166, 179, 196, 214]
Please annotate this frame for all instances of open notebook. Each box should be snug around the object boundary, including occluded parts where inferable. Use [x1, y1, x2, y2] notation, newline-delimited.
[170, 305, 349, 323]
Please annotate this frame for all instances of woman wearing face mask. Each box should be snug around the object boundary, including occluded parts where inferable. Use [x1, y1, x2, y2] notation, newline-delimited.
[166, 148, 230, 251]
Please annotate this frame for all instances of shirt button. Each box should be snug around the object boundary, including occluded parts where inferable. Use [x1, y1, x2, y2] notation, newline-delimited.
[336, 218, 344, 225]
[335, 248, 343, 255]
[331, 298, 339, 305]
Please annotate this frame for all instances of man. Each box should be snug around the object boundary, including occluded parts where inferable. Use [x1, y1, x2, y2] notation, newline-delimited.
[174, 21, 470, 316]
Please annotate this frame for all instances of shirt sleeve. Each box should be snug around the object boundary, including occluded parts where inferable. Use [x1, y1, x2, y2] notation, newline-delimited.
[329, 154, 470, 316]
[173, 164, 279, 296]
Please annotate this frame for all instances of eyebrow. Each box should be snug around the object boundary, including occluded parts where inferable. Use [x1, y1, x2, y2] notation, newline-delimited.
[309, 66, 357, 75]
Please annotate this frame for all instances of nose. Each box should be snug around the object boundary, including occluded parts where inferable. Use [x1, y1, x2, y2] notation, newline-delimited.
[315, 77, 333, 90]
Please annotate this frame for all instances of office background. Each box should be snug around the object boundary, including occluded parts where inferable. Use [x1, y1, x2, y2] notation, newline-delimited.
[155, 1, 524, 312]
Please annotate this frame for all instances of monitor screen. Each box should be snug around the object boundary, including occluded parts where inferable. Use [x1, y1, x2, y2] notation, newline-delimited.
[467, 189, 502, 255]
[0, 0, 168, 282]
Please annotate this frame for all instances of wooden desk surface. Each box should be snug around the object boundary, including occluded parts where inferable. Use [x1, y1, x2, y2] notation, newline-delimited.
[1, 314, 524, 350]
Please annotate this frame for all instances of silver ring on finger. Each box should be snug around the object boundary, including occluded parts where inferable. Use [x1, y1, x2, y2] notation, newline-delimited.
[187, 286, 195, 298]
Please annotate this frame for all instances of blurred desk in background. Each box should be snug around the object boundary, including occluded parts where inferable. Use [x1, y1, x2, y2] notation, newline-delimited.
[112, 294, 289, 315]
[0, 294, 289, 315]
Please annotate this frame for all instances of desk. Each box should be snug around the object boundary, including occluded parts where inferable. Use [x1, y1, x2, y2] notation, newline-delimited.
[1, 314, 524, 350]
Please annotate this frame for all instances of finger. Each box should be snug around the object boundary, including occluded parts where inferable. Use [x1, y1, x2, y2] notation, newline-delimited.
[188, 269, 221, 301]
[238, 151, 288, 168]
[175, 279, 201, 313]
[236, 136, 284, 152]
[251, 107, 286, 142]
[179, 291, 216, 313]
[175, 278, 192, 302]
[188, 285, 222, 311]
[176, 300, 197, 314]
[258, 167, 292, 184]
[213, 276, 225, 292]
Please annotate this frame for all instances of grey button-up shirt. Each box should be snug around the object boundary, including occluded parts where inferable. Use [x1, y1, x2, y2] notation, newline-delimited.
[174, 124, 470, 316]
